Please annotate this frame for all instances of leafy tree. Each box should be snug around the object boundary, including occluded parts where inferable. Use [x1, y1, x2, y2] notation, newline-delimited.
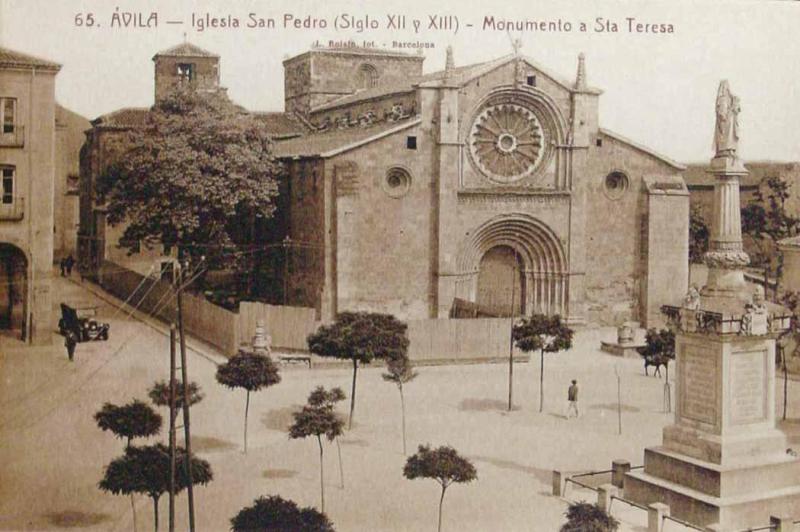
[94, 400, 162, 448]
[741, 175, 800, 292]
[560, 502, 619, 532]
[95, 87, 283, 283]
[98, 443, 212, 532]
[403, 444, 477, 532]
[512, 314, 574, 412]
[382, 355, 418, 454]
[148, 380, 204, 411]
[230, 495, 335, 532]
[689, 205, 710, 264]
[289, 387, 346, 513]
[307, 311, 409, 428]
[216, 350, 281, 453]
[637, 328, 676, 377]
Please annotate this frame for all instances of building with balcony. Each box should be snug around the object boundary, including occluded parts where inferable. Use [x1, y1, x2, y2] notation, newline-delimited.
[0, 47, 61, 343]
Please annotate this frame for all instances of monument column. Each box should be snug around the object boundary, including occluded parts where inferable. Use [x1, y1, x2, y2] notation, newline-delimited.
[625, 81, 798, 530]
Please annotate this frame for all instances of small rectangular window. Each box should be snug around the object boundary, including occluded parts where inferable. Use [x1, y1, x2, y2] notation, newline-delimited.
[526, 75, 536, 87]
[177, 63, 194, 83]
[596, 138, 603, 147]
[406, 136, 417, 150]
[1, 167, 13, 204]
[1, 98, 16, 134]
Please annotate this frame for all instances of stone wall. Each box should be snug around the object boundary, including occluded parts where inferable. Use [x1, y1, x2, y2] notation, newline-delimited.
[154, 55, 219, 103]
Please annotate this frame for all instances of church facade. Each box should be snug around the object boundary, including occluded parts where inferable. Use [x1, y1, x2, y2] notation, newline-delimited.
[80, 43, 689, 327]
[275, 46, 689, 326]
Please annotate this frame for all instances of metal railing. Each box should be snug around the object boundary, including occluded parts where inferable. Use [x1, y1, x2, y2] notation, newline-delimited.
[662, 514, 706, 531]
[0, 126, 24, 147]
[0, 196, 24, 221]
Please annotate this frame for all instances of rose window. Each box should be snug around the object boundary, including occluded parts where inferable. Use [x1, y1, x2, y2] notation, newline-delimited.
[469, 104, 545, 183]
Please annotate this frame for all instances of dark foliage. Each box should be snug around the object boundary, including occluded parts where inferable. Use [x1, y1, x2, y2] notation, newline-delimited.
[307, 312, 409, 364]
[689, 205, 710, 264]
[512, 314, 573, 354]
[94, 400, 162, 447]
[637, 328, 676, 362]
[382, 355, 418, 387]
[148, 380, 204, 410]
[216, 351, 281, 392]
[230, 495, 334, 532]
[289, 388, 345, 443]
[560, 502, 619, 532]
[403, 445, 477, 487]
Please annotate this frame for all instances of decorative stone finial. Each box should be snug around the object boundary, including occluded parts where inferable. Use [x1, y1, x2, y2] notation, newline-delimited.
[575, 53, 587, 90]
[713, 80, 740, 159]
[444, 46, 454, 77]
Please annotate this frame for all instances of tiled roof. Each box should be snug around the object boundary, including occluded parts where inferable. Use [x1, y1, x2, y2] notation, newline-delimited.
[153, 42, 219, 59]
[683, 161, 800, 187]
[0, 46, 61, 71]
[273, 118, 419, 158]
[91, 108, 150, 128]
[251, 112, 309, 138]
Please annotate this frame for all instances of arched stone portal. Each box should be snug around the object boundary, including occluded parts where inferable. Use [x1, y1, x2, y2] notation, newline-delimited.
[0, 243, 28, 339]
[456, 214, 568, 317]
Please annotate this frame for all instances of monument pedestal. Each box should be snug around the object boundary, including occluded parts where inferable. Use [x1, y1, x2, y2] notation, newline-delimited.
[625, 332, 800, 529]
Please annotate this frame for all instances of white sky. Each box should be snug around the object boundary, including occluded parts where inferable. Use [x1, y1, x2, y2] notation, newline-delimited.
[1, 0, 798, 163]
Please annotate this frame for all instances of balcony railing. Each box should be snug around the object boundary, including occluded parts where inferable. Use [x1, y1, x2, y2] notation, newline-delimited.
[0, 126, 24, 148]
[0, 196, 24, 221]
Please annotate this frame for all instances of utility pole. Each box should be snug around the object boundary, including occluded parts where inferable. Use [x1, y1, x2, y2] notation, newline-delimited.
[508, 250, 518, 412]
[176, 261, 196, 531]
[282, 236, 291, 305]
[168, 326, 177, 532]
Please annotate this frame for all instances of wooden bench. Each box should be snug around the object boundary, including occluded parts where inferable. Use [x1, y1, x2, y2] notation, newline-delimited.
[278, 354, 312, 369]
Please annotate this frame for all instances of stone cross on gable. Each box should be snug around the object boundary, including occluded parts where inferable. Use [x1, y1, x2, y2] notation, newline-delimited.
[512, 37, 523, 55]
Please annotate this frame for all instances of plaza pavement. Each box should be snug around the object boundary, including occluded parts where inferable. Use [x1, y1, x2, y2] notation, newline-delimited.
[1, 275, 799, 531]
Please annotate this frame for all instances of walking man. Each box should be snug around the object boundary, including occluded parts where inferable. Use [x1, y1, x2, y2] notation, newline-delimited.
[65, 331, 77, 362]
[59, 257, 67, 277]
[566, 379, 579, 419]
[64, 255, 75, 276]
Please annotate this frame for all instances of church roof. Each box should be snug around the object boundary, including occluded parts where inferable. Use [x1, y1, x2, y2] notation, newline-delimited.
[91, 107, 150, 128]
[683, 161, 800, 187]
[152, 42, 219, 60]
[273, 118, 420, 158]
[251, 112, 310, 139]
[312, 53, 601, 113]
[600, 128, 686, 171]
[286, 46, 423, 65]
[0, 46, 61, 71]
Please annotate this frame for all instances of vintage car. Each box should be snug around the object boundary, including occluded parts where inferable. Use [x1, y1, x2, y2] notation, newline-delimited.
[58, 303, 110, 342]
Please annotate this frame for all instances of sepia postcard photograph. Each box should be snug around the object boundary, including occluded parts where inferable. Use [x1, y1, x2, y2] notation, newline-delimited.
[1, 0, 800, 530]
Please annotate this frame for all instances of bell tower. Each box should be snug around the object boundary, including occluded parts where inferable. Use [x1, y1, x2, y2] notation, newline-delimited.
[152, 42, 220, 103]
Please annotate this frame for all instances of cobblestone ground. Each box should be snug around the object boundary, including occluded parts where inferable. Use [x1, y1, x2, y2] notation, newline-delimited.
[1, 275, 799, 531]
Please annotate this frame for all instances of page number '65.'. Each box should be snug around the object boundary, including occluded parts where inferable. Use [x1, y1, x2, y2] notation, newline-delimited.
[74, 13, 97, 27]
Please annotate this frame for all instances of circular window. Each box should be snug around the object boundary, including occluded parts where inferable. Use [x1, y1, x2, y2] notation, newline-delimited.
[603, 171, 629, 200]
[468, 103, 546, 184]
[383, 167, 412, 198]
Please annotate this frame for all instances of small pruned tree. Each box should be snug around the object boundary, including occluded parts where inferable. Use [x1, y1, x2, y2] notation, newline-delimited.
[382, 355, 418, 454]
[689, 205, 710, 264]
[148, 380, 204, 411]
[289, 386, 345, 513]
[216, 350, 281, 453]
[560, 501, 619, 532]
[512, 314, 574, 412]
[98, 443, 212, 532]
[637, 328, 676, 377]
[94, 400, 162, 449]
[307, 311, 409, 428]
[403, 444, 477, 532]
[230, 495, 335, 532]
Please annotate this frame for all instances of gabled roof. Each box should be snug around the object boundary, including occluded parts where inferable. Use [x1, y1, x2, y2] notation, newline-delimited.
[600, 128, 686, 171]
[683, 161, 800, 187]
[153, 42, 219, 60]
[0, 46, 61, 71]
[285, 46, 423, 65]
[274, 118, 420, 158]
[91, 107, 150, 128]
[251, 112, 310, 139]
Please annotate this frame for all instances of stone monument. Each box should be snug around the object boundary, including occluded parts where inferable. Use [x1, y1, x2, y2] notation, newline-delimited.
[624, 81, 798, 530]
[601, 322, 646, 358]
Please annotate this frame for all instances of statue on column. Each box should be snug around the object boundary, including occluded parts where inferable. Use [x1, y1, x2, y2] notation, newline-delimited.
[713, 80, 740, 158]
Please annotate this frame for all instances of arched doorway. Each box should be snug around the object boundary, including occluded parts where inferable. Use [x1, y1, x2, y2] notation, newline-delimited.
[477, 245, 524, 316]
[0, 243, 27, 339]
[456, 214, 569, 318]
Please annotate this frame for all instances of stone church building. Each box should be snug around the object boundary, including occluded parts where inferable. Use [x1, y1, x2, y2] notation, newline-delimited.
[81, 43, 690, 327]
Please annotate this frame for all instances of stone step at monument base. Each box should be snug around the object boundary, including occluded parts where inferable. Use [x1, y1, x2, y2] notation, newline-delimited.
[662, 424, 788, 465]
[642, 446, 800, 498]
[625, 463, 800, 529]
[600, 341, 646, 358]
